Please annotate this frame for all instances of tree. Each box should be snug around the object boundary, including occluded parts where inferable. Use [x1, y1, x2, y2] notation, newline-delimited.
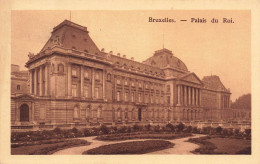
[231, 94, 251, 109]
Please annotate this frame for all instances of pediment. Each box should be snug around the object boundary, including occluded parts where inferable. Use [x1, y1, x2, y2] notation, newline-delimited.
[180, 73, 202, 85]
[15, 94, 34, 100]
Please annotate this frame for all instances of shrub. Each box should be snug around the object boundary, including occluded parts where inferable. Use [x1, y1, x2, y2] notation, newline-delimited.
[202, 126, 211, 134]
[245, 129, 251, 137]
[133, 124, 140, 131]
[192, 127, 198, 133]
[184, 126, 192, 133]
[83, 128, 91, 136]
[215, 126, 222, 134]
[127, 126, 132, 133]
[72, 127, 78, 134]
[118, 126, 127, 133]
[53, 127, 62, 134]
[153, 125, 161, 133]
[227, 128, 234, 136]
[176, 123, 185, 132]
[221, 128, 228, 136]
[234, 129, 240, 136]
[100, 125, 109, 134]
[166, 123, 175, 132]
[145, 124, 152, 131]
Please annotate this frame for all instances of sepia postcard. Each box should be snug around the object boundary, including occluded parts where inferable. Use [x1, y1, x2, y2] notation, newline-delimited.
[1, 0, 260, 164]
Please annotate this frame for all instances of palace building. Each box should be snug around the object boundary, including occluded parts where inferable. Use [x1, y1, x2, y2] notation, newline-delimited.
[11, 20, 232, 127]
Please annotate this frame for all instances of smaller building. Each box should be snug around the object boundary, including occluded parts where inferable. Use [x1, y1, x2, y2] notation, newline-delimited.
[11, 64, 30, 125]
[11, 64, 29, 94]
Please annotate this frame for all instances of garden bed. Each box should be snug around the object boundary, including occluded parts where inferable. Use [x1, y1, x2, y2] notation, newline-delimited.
[188, 136, 251, 154]
[11, 139, 89, 155]
[83, 140, 174, 154]
[96, 132, 192, 141]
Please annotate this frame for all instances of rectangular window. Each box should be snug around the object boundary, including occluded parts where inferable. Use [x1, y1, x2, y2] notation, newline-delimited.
[84, 70, 89, 79]
[72, 68, 77, 77]
[84, 85, 89, 97]
[167, 96, 170, 104]
[131, 81, 135, 87]
[151, 94, 153, 103]
[95, 71, 100, 80]
[17, 85, 20, 90]
[125, 92, 128, 101]
[131, 92, 134, 102]
[95, 87, 99, 99]
[117, 91, 121, 101]
[167, 85, 170, 92]
[138, 93, 142, 102]
[72, 84, 77, 97]
[139, 82, 142, 88]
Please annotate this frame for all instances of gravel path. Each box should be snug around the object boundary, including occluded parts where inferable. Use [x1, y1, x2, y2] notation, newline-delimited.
[52, 134, 205, 155]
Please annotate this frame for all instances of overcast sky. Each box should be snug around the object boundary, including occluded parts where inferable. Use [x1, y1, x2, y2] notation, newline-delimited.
[11, 10, 251, 101]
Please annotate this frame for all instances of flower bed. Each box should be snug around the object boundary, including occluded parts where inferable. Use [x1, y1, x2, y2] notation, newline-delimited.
[188, 136, 251, 154]
[83, 140, 174, 154]
[11, 139, 89, 155]
[96, 132, 192, 141]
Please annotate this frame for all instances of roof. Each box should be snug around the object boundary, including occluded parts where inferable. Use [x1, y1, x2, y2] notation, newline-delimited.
[202, 75, 230, 92]
[142, 48, 188, 72]
[40, 20, 100, 55]
[110, 54, 165, 78]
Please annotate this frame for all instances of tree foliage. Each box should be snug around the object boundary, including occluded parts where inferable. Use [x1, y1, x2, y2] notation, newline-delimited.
[231, 94, 251, 109]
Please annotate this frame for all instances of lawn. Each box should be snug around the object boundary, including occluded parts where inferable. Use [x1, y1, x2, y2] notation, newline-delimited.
[206, 138, 251, 154]
[11, 139, 89, 155]
[96, 132, 192, 141]
[83, 140, 174, 154]
[188, 136, 251, 154]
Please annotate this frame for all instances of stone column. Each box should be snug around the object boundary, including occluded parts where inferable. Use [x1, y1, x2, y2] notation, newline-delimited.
[180, 85, 183, 105]
[30, 70, 33, 94]
[39, 66, 43, 96]
[92, 68, 95, 98]
[196, 88, 199, 106]
[103, 70, 105, 99]
[199, 89, 201, 106]
[31, 102, 34, 122]
[192, 87, 195, 106]
[80, 66, 84, 97]
[177, 85, 181, 105]
[67, 63, 72, 97]
[44, 65, 48, 96]
[114, 76, 117, 101]
[34, 68, 37, 95]
[183, 86, 187, 106]
[228, 96, 230, 108]
[188, 87, 191, 105]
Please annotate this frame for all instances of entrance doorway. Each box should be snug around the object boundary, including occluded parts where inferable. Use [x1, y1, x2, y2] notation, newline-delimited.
[20, 104, 29, 122]
[138, 108, 142, 121]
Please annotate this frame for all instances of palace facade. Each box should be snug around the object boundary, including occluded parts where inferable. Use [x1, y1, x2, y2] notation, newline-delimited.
[11, 20, 232, 127]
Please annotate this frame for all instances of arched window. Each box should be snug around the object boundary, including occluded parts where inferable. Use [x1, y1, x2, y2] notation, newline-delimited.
[20, 104, 29, 122]
[107, 73, 111, 81]
[51, 63, 55, 73]
[86, 105, 91, 120]
[84, 69, 89, 79]
[117, 108, 121, 119]
[73, 105, 80, 119]
[97, 106, 102, 118]
[58, 63, 64, 73]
